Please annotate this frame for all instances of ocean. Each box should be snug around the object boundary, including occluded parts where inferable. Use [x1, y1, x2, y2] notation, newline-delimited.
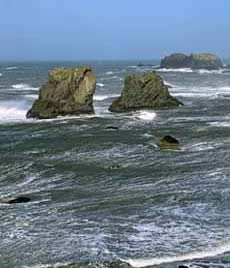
[1, 61, 230, 268]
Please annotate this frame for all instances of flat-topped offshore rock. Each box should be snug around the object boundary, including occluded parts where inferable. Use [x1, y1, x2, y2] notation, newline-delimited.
[161, 53, 223, 70]
[109, 71, 183, 113]
[27, 67, 96, 119]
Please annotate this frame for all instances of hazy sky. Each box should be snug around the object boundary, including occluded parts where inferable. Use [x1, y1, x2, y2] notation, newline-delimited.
[1, 0, 229, 60]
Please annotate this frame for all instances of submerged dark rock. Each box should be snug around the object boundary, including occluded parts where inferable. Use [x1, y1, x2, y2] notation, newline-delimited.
[158, 135, 181, 149]
[109, 71, 183, 113]
[161, 53, 223, 70]
[7, 196, 31, 204]
[109, 164, 122, 170]
[27, 67, 96, 119]
[105, 126, 119, 130]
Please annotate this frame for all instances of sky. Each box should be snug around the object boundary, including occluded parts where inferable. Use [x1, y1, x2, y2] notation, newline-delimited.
[0, 0, 230, 61]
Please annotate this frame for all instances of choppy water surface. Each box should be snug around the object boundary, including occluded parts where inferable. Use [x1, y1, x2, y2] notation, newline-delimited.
[1, 61, 230, 268]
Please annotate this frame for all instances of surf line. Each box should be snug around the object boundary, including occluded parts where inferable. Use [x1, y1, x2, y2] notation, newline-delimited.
[123, 242, 230, 267]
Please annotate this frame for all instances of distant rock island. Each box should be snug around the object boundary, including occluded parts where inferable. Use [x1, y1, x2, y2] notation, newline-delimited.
[109, 71, 183, 113]
[160, 53, 223, 70]
[27, 67, 96, 119]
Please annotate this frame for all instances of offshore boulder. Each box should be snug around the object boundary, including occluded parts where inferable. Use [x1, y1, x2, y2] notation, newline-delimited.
[26, 67, 96, 119]
[161, 53, 223, 70]
[157, 135, 181, 150]
[109, 71, 183, 113]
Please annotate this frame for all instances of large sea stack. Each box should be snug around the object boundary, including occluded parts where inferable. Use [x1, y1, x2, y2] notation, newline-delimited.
[161, 53, 223, 70]
[109, 71, 183, 113]
[27, 67, 96, 119]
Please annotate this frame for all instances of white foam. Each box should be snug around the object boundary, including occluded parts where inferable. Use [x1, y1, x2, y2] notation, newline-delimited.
[12, 83, 28, 89]
[96, 83, 104, 87]
[93, 94, 119, 101]
[170, 85, 230, 99]
[12, 84, 39, 91]
[158, 68, 193, 73]
[126, 242, 230, 267]
[0, 102, 27, 122]
[25, 94, 38, 99]
[5, 66, 18, 70]
[135, 111, 157, 120]
[164, 81, 175, 88]
[128, 66, 137, 68]
[172, 92, 211, 98]
[197, 69, 224, 74]
[0, 73, 2, 77]
[106, 71, 114, 75]
[209, 122, 230, 128]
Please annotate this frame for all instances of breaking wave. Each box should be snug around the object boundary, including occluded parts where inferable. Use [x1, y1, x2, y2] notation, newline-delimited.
[96, 83, 105, 87]
[12, 84, 39, 91]
[157, 68, 225, 74]
[0, 101, 27, 122]
[157, 68, 193, 73]
[126, 242, 230, 267]
[5, 67, 18, 70]
[134, 111, 157, 120]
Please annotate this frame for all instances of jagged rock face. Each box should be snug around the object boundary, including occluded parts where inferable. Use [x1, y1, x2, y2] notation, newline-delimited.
[161, 53, 223, 70]
[27, 67, 96, 119]
[109, 71, 183, 113]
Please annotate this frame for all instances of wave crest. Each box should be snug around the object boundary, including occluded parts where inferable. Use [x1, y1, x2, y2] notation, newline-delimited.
[126, 242, 230, 267]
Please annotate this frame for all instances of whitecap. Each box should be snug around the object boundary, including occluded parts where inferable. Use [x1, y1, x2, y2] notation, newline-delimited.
[172, 92, 211, 98]
[0, 73, 2, 77]
[5, 66, 18, 70]
[209, 122, 230, 128]
[12, 84, 39, 91]
[0, 102, 27, 122]
[164, 81, 175, 88]
[135, 111, 157, 120]
[12, 83, 28, 89]
[126, 242, 230, 267]
[106, 71, 114, 75]
[197, 69, 224, 74]
[128, 66, 137, 68]
[96, 83, 104, 87]
[25, 94, 38, 99]
[157, 68, 193, 73]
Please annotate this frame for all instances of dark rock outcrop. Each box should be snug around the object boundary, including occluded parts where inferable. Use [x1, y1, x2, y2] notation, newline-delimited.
[157, 135, 181, 149]
[109, 71, 183, 113]
[27, 67, 96, 119]
[161, 53, 223, 70]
